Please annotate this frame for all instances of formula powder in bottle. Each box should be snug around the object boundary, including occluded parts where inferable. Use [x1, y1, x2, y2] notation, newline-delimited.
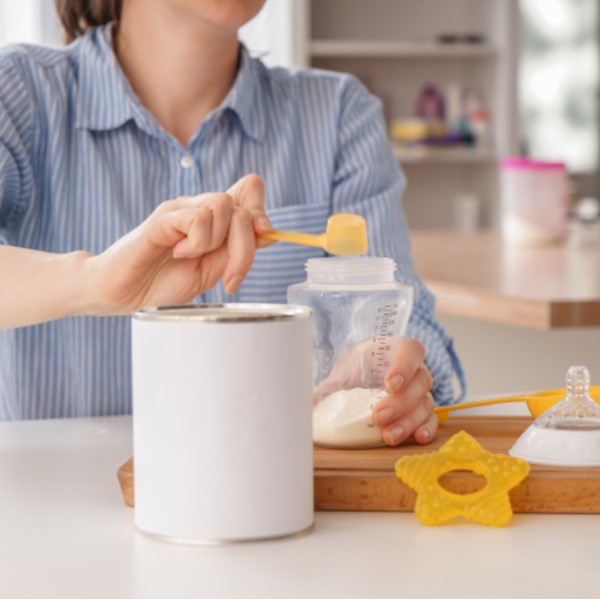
[312, 387, 387, 448]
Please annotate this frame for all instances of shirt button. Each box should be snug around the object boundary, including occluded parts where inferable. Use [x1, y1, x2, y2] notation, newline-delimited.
[180, 154, 194, 169]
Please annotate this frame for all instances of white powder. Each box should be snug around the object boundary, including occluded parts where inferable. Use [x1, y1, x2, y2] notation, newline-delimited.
[313, 387, 387, 448]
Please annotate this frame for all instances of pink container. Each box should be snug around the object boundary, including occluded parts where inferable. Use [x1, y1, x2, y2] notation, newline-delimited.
[500, 157, 568, 244]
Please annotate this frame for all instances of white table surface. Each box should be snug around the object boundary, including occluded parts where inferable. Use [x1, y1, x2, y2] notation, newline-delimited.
[0, 415, 598, 599]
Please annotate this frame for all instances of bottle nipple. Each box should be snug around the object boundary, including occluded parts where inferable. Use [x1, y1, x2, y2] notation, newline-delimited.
[542, 366, 600, 431]
[510, 365, 600, 466]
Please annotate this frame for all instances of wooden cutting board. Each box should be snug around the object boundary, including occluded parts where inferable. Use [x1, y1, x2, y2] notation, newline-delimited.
[117, 416, 600, 513]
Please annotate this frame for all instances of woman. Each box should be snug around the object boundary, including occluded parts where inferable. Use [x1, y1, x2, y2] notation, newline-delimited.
[0, 0, 463, 444]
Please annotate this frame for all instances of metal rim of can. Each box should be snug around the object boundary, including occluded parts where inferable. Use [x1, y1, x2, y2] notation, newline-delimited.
[132, 303, 312, 323]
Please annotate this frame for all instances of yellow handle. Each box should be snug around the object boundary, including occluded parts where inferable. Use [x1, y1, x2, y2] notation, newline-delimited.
[259, 229, 326, 249]
[435, 396, 535, 416]
[435, 386, 600, 423]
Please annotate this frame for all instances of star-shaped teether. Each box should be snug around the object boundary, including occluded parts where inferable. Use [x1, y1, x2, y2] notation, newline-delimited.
[395, 430, 530, 527]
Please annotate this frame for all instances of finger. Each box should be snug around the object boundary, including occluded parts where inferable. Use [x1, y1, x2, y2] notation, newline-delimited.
[223, 206, 255, 294]
[227, 174, 274, 248]
[384, 338, 426, 394]
[254, 219, 276, 250]
[380, 391, 435, 447]
[373, 365, 433, 427]
[414, 407, 439, 446]
[146, 205, 210, 253]
[171, 196, 234, 258]
[151, 196, 191, 215]
[227, 174, 267, 219]
[202, 193, 234, 253]
[152, 194, 216, 215]
[148, 194, 234, 252]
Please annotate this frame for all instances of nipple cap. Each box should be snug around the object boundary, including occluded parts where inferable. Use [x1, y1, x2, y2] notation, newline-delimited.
[510, 366, 600, 466]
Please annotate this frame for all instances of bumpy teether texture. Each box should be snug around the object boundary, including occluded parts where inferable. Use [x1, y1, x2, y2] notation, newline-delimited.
[395, 431, 530, 527]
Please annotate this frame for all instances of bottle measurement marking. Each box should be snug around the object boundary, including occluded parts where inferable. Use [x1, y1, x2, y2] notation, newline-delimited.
[370, 304, 399, 381]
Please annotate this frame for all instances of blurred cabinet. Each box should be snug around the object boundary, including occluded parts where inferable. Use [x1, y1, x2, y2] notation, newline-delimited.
[245, 0, 521, 229]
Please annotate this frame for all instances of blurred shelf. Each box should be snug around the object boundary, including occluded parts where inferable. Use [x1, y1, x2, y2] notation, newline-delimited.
[391, 144, 498, 165]
[310, 40, 498, 58]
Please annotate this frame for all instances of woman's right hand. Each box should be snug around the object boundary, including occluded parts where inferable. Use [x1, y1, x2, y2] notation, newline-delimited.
[86, 173, 271, 315]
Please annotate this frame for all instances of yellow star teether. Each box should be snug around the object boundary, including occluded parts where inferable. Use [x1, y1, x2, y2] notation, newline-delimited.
[395, 431, 530, 527]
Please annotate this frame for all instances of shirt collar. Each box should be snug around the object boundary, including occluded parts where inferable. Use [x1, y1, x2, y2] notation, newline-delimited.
[75, 25, 266, 143]
[221, 44, 266, 142]
[75, 24, 146, 132]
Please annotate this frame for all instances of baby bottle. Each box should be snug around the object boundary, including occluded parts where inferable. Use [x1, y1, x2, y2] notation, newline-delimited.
[288, 257, 413, 448]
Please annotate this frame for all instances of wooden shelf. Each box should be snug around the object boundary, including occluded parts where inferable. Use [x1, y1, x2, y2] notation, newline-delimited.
[410, 229, 600, 329]
[310, 40, 498, 58]
[299, 0, 519, 230]
[391, 144, 498, 165]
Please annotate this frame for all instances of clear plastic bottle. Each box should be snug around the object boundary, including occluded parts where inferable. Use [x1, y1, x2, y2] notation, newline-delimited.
[288, 257, 413, 448]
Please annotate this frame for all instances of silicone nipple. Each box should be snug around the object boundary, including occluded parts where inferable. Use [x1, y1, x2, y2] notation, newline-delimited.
[538, 366, 600, 430]
[510, 366, 600, 466]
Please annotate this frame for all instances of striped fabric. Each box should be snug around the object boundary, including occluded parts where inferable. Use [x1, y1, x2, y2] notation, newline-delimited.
[0, 25, 465, 420]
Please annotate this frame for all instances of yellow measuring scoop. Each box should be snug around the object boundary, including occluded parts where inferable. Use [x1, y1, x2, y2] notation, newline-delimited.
[259, 213, 368, 256]
[435, 386, 600, 423]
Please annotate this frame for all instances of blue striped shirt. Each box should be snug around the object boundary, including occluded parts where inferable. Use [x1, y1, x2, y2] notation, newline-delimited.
[0, 25, 464, 420]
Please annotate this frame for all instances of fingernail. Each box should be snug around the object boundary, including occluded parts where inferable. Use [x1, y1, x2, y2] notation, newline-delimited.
[225, 275, 243, 294]
[257, 216, 272, 232]
[419, 428, 431, 443]
[384, 425, 404, 446]
[387, 374, 404, 393]
[375, 407, 393, 425]
[172, 246, 186, 259]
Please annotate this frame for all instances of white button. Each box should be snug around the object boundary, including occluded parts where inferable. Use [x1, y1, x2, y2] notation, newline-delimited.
[180, 154, 194, 169]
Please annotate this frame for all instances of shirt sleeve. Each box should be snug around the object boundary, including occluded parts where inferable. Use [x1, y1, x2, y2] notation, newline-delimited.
[0, 52, 36, 245]
[330, 75, 466, 405]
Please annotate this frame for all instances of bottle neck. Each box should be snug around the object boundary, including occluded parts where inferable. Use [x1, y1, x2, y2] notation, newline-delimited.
[306, 257, 396, 285]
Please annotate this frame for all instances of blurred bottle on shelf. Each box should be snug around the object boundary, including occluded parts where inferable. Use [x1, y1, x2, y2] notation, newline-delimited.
[568, 197, 600, 247]
[454, 193, 481, 232]
[415, 84, 445, 120]
[388, 83, 491, 151]
[445, 82, 463, 133]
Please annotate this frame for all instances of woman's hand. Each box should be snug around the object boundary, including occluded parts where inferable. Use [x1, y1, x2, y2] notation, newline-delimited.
[86, 174, 271, 315]
[313, 337, 438, 447]
[372, 338, 438, 446]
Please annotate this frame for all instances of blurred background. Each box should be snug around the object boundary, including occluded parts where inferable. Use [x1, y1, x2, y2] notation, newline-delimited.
[3, 0, 599, 227]
[1, 0, 599, 400]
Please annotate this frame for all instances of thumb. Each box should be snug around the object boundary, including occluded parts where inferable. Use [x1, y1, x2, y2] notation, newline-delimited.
[227, 174, 273, 247]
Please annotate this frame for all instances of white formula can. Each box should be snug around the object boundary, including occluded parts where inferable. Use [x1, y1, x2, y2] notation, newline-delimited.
[132, 304, 314, 544]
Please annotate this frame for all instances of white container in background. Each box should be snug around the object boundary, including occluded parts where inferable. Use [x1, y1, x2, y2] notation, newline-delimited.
[454, 193, 481, 232]
[500, 157, 568, 244]
[132, 304, 314, 544]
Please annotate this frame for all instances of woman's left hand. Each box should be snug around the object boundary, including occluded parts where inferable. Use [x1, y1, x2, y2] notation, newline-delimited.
[372, 338, 438, 446]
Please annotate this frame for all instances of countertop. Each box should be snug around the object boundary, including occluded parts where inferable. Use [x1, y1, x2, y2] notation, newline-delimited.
[0, 415, 598, 598]
[410, 229, 600, 329]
